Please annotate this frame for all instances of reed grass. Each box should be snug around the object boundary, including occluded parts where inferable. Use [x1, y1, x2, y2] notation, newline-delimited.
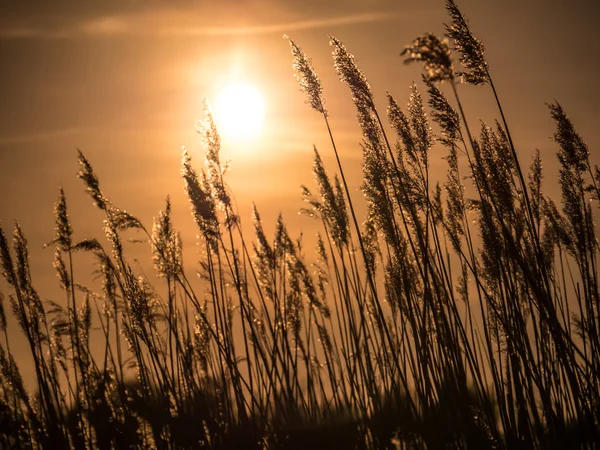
[1, 0, 598, 448]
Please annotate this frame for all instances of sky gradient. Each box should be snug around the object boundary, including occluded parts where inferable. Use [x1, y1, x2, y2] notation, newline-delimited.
[1, 0, 600, 376]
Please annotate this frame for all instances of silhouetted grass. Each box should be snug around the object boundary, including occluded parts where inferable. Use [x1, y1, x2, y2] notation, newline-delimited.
[1, 0, 599, 448]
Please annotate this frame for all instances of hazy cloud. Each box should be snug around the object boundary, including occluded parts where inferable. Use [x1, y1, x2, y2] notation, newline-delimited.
[0, 127, 96, 145]
[0, 11, 398, 40]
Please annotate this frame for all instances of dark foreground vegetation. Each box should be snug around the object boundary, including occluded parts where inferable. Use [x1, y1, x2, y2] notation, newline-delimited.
[1, 1, 599, 448]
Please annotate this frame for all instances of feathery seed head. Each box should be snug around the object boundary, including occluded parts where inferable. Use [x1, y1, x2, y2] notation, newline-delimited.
[444, 143, 465, 253]
[330, 35, 375, 111]
[287, 37, 328, 117]
[408, 83, 433, 163]
[444, 0, 488, 85]
[401, 33, 454, 82]
[362, 213, 380, 274]
[543, 198, 574, 251]
[549, 101, 589, 172]
[357, 106, 383, 151]
[53, 187, 72, 252]
[108, 209, 143, 232]
[387, 93, 416, 163]
[53, 249, 70, 291]
[312, 147, 348, 247]
[198, 101, 232, 212]
[151, 196, 182, 278]
[80, 294, 92, 341]
[103, 214, 124, 261]
[361, 140, 396, 245]
[315, 232, 328, 265]
[13, 223, 31, 292]
[0, 224, 15, 286]
[181, 147, 219, 245]
[252, 203, 274, 265]
[72, 238, 103, 252]
[528, 149, 543, 225]
[333, 175, 349, 246]
[198, 100, 221, 168]
[425, 79, 461, 144]
[274, 214, 293, 258]
[77, 150, 108, 210]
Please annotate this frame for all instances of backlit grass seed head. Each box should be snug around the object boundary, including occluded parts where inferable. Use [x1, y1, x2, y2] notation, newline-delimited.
[478, 123, 516, 215]
[444, 144, 465, 252]
[0, 224, 16, 286]
[478, 199, 504, 284]
[358, 106, 383, 152]
[252, 204, 276, 301]
[385, 256, 406, 315]
[252, 204, 274, 267]
[548, 102, 593, 257]
[444, 0, 488, 85]
[298, 258, 329, 318]
[108, 209, 143, 232]
[100, 256, 116, 304]
[362, 140, 395, 244]
[557, 164, 588, 257]
[72, 238, 103, 252]
[333, 175, 349, 245]
[401, 33, 454, 82]
[425, 79, 461, 143]
[79, 294, 92, 342]
[540, 220, 556, 270]
[104, 215, 124, 262]
[77, 150, 108, 210]
[125, 272, 157, 339]
[457, 263, 469, 303]
[151, 197, 182, 278]
[313, 147, 348, 248]
[287, 36, 328, 117]
[273, 214, 289, 259]
[198, 100, 232, 213]
[387, 93, 417, 164]
[315, 232, 328, 265]
[13, 223, 32, 292]
[317, 324, 332, 354]
[528, 149, 543, 225]
[408, 83, 433, 164]
[0, 346, 27, 402]
[194, 310, 211, 372]
[53, 249, 70, 291]
[53, 187, 72, 252]
[549, 101, 589, 172]
[284, 286, 303, 339]
[9, 295, 26, 334]
[181, 148, 219, 245]
[314, 233, 330, 300]
[330, 35, 375, 111]
[362, 212, 380, 274]
[198, 100, 221, 168]
[300, 184, 320, 219]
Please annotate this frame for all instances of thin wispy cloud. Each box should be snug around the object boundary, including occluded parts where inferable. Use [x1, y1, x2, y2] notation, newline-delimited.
[0, 127, 97, 145]
[0, 11, 398, 40]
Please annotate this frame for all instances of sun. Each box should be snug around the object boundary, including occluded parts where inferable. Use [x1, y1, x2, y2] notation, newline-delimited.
[215, 84, 265, 140]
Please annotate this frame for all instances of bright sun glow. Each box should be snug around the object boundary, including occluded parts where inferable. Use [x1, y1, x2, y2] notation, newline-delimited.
[215, 84, 265, 140]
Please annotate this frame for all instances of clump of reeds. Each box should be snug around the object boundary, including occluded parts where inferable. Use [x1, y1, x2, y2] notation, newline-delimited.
[0, 0, 598, 448]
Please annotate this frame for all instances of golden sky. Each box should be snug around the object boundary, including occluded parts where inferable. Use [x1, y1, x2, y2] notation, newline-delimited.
[1, 0, 599, 333]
